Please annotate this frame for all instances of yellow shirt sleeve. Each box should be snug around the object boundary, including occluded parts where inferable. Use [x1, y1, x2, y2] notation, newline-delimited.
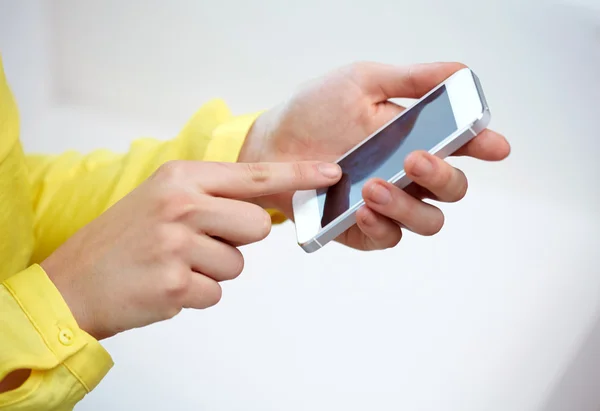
[0, 96, 285, 410]
[26, 99, 284, 264]
[0, 265, 112, 411]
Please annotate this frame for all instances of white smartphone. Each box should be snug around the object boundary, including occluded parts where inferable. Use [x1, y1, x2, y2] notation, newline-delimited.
[292, 67, 491, 253]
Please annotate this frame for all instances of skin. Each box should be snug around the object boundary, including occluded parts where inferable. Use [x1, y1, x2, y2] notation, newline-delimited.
[239, 61, 510, 250]
[3, 161, 342, 392]
[1, 61, 510, 393]
[41, 160, 342, 340]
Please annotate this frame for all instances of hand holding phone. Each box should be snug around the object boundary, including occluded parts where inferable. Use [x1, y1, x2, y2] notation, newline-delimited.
[292, 68, 492, 252]
[239, 62, 510, 252]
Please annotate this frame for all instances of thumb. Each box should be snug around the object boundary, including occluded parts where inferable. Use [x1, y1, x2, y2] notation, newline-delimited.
[351, 61, 467, 101]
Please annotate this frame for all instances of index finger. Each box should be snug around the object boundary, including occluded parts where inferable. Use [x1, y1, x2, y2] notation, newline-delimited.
[199, 161, 342, 199]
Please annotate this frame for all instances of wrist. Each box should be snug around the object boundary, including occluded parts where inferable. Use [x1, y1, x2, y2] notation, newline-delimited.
[40, 256, 100, 340]
[237, 110, 270, 164]
[237, 108, 285, 211]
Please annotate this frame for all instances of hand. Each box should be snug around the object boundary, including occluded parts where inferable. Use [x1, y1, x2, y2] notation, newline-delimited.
[41, 160, 341, 339]
[240, 61, 511, 250]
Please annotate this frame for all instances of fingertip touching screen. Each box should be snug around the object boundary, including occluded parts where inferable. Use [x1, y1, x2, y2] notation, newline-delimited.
[317, 85, 457, 227]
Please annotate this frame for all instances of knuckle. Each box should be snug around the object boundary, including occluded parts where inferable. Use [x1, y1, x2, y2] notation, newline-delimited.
[155, 161, 187, 182]
[163, 268, 190, 302]
[156, 189, 197, 221]
[170, 229, 190, 253]
[292, 162, 307, 184]
[245, 162, 270, 183]
[157, 225, 190, 258]
[155, 225, 173, 251]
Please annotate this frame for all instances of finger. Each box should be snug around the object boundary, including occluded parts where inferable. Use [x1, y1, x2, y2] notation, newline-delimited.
[355, 206, 402, 250]
[404, 151, 468, 203]
[190, 235, 244, 282]
[182, 273, 222, 309]
[199, 161, 341, 199]
[403, 182, 439, 201]
[189, 196, 273, 245]
[363, 179, 445, 236]
[452, 129, 511, 161]
[351, 61, 467, 101]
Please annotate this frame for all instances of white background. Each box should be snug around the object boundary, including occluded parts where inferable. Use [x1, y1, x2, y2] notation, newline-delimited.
[1, 1, 600, 410]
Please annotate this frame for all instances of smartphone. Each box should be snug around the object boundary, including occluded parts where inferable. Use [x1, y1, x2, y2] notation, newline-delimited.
[292, 67, 491, 253]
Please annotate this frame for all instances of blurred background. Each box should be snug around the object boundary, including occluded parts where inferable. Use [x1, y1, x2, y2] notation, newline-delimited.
[1, 0, 599, 410]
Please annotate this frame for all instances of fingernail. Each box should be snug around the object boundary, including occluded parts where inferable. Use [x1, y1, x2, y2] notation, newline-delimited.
[369, 184, 391, 205]
[411, 154, 434, 178]
[318, 163, 341, 178]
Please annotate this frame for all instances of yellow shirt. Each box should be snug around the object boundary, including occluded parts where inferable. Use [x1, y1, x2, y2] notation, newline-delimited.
[0, 56, 280, 410]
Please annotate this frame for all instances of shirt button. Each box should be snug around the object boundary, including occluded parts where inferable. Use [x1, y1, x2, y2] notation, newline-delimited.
[58, 328, 75, 346]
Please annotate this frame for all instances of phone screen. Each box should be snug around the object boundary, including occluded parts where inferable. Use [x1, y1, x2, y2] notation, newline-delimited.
[317, 85, 458, 227]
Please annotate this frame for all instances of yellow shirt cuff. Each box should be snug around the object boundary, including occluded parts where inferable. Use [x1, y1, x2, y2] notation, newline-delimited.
[3, 265, 113, 392]
[205, 109, 262, 163]
[184, 100, 288, 224]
